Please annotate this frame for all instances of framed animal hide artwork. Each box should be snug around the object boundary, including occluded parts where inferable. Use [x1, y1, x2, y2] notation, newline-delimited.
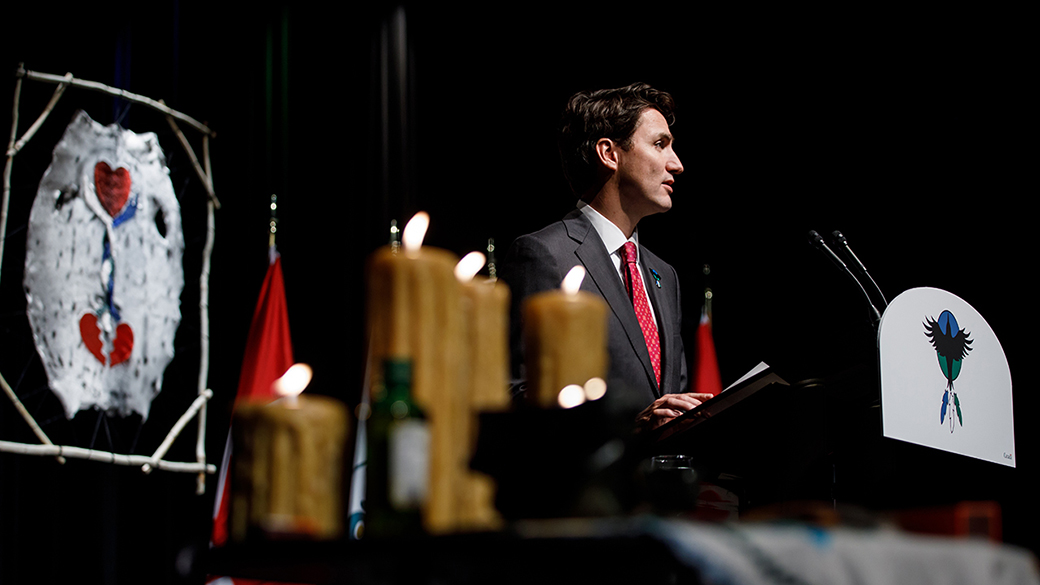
[23, 110, 184, 420]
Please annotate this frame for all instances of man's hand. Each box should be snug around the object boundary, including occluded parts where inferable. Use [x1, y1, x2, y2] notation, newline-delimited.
[635, 392, 716, 432]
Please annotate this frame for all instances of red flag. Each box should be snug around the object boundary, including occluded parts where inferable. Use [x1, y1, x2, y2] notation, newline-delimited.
[692, 308, 723, 396]
[211, 253, 294, 548]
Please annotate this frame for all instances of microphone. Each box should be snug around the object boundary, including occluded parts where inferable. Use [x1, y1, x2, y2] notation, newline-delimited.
[808, 230, 848, 273]
[830, 230, 888, 311]
[807, 230, 882, 327]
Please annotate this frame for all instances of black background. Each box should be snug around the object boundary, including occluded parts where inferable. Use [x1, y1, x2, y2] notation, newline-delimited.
[1, 3, 1034, 583]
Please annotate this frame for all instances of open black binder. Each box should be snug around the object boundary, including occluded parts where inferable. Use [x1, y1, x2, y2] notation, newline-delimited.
[653, 362, 790, 444]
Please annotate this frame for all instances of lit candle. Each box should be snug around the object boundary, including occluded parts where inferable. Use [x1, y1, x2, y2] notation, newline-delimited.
[230, 364, 349, 542]
[455, 251, 510, 530]
[455, 252, 510, 411]
[365, 212, 463, 534]
[522, 265, 609, 408]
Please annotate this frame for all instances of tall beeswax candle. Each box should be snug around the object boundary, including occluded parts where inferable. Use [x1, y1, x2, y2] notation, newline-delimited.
[455, 252, 510, 529]
[365, 212, 463, 534]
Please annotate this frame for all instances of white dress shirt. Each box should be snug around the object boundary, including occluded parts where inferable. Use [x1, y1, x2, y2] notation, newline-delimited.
[577, 202, 659, 325]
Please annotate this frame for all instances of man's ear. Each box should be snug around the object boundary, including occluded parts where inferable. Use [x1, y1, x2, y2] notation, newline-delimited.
[595, 138, 619, 171]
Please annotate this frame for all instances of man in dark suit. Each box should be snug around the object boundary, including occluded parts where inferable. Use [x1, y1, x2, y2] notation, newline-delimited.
[500, 82, 713, 432]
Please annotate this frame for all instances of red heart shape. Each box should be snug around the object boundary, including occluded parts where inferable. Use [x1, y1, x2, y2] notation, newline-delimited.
[94, 161, 131, 217]
[79, 314, 106, 364]
[111, 323, 134, 365]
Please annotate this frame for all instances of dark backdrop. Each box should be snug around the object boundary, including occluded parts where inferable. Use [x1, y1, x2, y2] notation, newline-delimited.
[1, 3, 1033, 583]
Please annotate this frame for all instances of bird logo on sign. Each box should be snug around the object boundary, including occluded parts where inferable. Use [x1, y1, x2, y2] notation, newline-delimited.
[923, 310, 973, 432]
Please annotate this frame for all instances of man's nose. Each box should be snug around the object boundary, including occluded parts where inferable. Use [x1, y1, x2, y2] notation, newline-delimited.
[668, 153, 684, 176]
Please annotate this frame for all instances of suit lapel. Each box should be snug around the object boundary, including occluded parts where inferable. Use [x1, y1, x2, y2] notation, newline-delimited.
[564, 211, 660, 397]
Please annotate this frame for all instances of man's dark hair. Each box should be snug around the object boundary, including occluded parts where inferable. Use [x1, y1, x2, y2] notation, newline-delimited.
[559, 82, 676, 198]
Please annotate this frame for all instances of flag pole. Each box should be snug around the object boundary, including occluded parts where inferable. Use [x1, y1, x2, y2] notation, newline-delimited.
[693, 264, 723, 396]
[269, 194, 278, 251]
[346, 219, 401, 539]
[209, 193, 294, 546]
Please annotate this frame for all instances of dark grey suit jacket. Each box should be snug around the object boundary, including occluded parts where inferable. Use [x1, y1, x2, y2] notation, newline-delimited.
[500, 209, 688, 408]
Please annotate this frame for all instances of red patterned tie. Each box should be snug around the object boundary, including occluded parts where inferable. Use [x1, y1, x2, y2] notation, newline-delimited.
[620, 242, 661, 387]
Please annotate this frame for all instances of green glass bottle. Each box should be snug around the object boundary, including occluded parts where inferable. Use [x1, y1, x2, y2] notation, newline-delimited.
[365, 358, 429, 537]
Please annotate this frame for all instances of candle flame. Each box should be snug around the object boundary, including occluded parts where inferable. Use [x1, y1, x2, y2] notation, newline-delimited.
[558, 384, 587, 409]
[454, 251, 486, 283]
[274, 363, 313, 399]
[402, 211, 430, 253]
[561, 265, 586, 295]
[584, 377, 607, 401]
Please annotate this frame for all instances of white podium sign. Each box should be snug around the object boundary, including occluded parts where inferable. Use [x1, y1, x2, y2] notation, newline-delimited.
[879, 288, 1015, 467]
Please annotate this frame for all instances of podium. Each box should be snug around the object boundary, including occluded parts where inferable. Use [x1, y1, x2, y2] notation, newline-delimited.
[650, 364, 874, 509]
[650, 287, 1016, 513]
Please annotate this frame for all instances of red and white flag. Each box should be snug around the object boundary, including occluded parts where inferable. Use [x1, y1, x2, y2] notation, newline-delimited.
[208, 251, 293, 584]
[692, 307, 722, 397]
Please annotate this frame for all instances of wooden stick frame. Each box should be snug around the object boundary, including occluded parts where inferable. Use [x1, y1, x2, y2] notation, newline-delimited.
[0, 65, 219, 492]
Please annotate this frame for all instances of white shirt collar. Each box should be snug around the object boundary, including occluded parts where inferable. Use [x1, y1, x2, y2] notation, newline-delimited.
[577, 201, 639, 259]
[576, 201, 657, 324]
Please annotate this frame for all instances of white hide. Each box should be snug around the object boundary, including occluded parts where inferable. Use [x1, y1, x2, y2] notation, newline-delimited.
[24, 110, 184, 419]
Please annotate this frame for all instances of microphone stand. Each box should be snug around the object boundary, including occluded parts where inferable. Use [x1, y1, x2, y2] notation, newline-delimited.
[807, 230, 882, 330]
